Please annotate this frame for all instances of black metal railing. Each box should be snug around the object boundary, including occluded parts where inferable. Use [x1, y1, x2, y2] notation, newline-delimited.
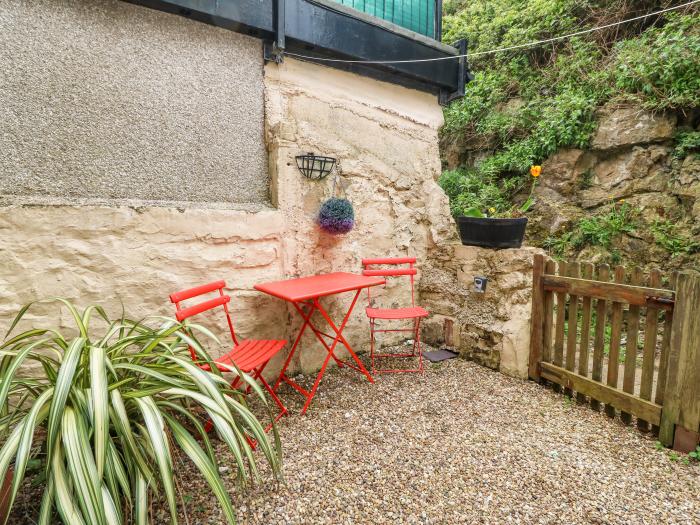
[332, 0, 442, 39]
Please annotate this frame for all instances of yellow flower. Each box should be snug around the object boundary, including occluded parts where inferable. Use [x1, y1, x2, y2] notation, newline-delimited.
[619, 199, 625, 203]
[530, 165, 542, 178]
[488, 207, 496, 214]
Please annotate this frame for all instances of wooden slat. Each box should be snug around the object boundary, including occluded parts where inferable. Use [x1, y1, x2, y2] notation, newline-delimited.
[577, 262, 594, 404]
[542, 275, 674, 309]
[528, 254, 546, 381]
[653, 272, 678, 434]
[621, 266, 643, 425]
[541, 362, 662, 425]
[542, 259, 556, 364]
[605, 265, 626, 419]
[659, 272, 700, 447]
[638, 269, 661, 432]
[553, 261, 568, 392]
[565, 262, 580, 397]
[591, 264, 610, 412]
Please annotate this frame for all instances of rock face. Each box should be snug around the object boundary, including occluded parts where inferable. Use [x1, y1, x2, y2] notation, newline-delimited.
[452, 103, 699, 273]
[591, 106, 677, 150]
[420, 245, 544, 379]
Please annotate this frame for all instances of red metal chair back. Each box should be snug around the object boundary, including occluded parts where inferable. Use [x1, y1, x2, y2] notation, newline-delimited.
[169, 280, 238, 360]
[361, 257, 418, 307]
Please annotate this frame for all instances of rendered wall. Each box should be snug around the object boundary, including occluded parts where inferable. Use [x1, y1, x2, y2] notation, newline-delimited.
[0, 0, 453, 377]
[0, 0, 269, 206]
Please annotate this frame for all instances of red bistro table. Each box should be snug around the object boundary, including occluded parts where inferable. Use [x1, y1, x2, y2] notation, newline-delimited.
[254, 272, 385, 414]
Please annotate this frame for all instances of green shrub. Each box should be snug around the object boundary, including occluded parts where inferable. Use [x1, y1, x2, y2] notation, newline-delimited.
[544, 203, 637, 257]
[438, 168, 531, 217]
[613, 14, 700, 109]
[0, 300, 282, 524]
[440, 1, 700, 217]
[673, 130, 700, 159]
[575, 203, 637, 249]
[651, 219, 700, 256]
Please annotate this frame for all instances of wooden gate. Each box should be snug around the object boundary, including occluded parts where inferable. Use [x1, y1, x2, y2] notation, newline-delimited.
[528, 254, 700, 449]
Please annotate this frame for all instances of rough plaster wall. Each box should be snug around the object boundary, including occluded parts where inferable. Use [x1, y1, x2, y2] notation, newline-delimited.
[0, 0, 269, 206]
[0, 206, 292, 373]
[0, 51, 453, 378]
[264, 58, 453, 372]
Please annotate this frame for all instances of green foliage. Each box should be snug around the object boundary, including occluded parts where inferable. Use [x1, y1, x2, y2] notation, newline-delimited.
[673, 130, 700, 159]
[0, 300, 282, 524]
[689, 445, 700, 462]
[544, 203, 637, 257]
[656, 441, 700, 465]
[576, 203, 637, 249]
[439, 168, 515, 217]
[440, 0, 700, 217]
[613, 14, 700, 109]
[438, 168, 537, 217]
[651, 219, 700, 257]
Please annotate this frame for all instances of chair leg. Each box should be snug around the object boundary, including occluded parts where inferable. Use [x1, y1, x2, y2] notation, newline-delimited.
[204, 364, 288, 446]
[415, 317, 424, 375]
[369, 316, 425, 374]
[257, 369, 288, 423]
[369, 318, 376, 375]
[411, 318, 418, 357]
[241, 366, 289, 451]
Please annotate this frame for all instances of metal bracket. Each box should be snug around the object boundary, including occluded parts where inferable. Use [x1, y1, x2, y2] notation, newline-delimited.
[264, 0, 286, 63]
[439, 39, 473, 105]
[264, 41, 285, 63]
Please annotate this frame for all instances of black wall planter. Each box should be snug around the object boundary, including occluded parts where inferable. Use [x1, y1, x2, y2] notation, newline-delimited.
[456, 216, 528, 249]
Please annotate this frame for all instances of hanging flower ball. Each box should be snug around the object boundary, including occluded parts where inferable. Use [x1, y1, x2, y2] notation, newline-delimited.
[318, 197, 355, 234]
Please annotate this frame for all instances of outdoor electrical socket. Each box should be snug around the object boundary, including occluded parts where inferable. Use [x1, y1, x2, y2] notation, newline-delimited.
[473, 276, 488, 293]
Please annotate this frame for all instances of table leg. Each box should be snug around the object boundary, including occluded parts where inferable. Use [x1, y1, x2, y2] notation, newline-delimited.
[272, 289, 375, 415]
[312, 294, 374, 384]
[272, 301, 316, 392]
[292, 302, 344, 368]
[299, 291, 374, 415]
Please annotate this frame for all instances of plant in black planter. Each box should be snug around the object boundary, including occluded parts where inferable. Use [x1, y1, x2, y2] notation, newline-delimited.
[442, 165, 541, 249]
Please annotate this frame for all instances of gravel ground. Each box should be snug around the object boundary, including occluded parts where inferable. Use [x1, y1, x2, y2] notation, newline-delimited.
[165, 349, 700, 525]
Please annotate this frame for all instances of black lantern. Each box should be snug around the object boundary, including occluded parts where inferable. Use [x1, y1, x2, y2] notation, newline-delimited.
[295, 153, 337, 180]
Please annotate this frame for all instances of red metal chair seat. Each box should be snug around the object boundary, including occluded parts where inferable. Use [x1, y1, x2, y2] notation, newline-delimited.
[200, 339, 287, 373]
[365, 306, 429, 320]
[362, 257, 429, 374]
[169, 280, 288, 435]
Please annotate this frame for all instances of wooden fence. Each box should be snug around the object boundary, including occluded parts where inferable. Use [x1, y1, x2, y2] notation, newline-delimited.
[528, 254, 700, 450]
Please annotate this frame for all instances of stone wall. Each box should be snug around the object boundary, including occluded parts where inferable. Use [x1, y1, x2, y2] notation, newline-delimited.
[0, 0, 269, 206]
[0, 1, 453, 378]
[420, 244, 544, 379]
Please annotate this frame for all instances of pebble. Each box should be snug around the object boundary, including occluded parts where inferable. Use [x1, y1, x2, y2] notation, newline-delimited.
[160, 350, 700, 524]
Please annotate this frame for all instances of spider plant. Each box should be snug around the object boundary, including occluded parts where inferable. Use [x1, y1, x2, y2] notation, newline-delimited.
[0, 299, 282, 524]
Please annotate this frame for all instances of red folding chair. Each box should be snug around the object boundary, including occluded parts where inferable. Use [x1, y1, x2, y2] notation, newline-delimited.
[169, 280, 288, 432]
[361, 257, 429, 374]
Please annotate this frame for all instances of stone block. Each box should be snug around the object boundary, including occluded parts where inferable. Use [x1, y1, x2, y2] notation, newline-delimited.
[592, 106, 676, 150]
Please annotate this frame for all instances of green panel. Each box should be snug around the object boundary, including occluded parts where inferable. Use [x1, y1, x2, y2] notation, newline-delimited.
[333, 0, 436, 38]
